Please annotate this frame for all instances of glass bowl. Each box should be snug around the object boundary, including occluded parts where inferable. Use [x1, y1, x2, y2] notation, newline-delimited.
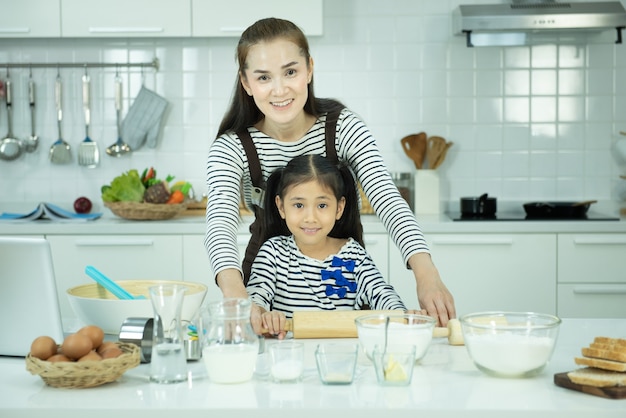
[354, 313, 436, 362]
[459, 311, 561, 378]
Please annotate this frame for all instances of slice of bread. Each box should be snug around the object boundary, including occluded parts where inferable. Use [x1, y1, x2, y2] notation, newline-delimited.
[582, 347, 626, 363]
[567, 367, 626, 388]
[593, 336, 626, 347]
[575, 356, 626, 372]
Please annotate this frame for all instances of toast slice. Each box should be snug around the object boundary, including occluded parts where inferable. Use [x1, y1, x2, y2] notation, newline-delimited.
[575, 356, 626, 372]
[582, 347, 626, 363]
[593, 336, 626, 347]
[567, 367, 626, 388]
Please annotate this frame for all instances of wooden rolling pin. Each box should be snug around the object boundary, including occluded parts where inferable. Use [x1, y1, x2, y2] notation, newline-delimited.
[260, 310, 464, 345]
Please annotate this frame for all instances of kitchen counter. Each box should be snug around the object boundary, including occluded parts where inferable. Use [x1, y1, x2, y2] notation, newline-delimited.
[1, 318, 624, 418]
[1, 211, 626, 235]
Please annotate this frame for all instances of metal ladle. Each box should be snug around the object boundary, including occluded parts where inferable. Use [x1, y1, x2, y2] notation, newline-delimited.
[106, 73, 131, 157]
[0, 76, 23, 161]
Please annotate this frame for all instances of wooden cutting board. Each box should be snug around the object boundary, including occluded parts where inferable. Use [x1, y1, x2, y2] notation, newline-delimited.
[554, 372, 626, 399]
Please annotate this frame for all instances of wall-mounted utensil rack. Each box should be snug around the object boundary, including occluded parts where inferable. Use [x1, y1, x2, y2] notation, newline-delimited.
[0, 58, 159, 71]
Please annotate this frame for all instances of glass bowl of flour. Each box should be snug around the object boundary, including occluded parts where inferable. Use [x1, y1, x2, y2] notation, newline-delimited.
[355, 313, 436, 363]
[460, 311, 561, 378]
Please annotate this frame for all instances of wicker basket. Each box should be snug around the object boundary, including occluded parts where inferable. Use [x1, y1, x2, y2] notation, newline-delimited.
[104, 201, 187, 220]
[25, 342, 141, 388]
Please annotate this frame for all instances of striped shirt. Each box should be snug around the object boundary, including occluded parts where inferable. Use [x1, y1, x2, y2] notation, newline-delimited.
[246, 236, 406, 316]
[205, 108, 429, 278]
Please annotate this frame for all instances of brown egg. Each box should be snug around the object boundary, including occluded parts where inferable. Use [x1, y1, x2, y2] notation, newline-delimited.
[78, 350, 102, 362]
[30, 336, 57, 360]
[100, 346, 123, 359]
[77, 325, 105, 349]
[61, 333, 93, 360]
[96, 341, 118, 355]
[47, 353, 72, 362]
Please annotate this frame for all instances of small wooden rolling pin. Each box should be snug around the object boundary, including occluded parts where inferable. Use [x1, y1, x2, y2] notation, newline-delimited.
[261, 310, 464, 345]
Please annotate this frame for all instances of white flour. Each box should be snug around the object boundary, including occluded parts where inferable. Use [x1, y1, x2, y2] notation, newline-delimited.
[358, 322, 432, 360]
[465, 333, 554, 375]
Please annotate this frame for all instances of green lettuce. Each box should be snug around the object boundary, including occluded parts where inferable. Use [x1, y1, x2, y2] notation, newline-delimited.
[101, 169, 146, 202]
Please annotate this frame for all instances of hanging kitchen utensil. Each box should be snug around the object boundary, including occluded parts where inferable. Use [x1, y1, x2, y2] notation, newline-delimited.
[400, 132, 427, 169]
[0, 75, 23, 161]
[106, 73, 131, 157]
[49, 73, 72, 164]
[523, 200, 598, 219]
[426, 136, 447, 169]
[25, 71, 38, 152]
[78, 70, 99, 167]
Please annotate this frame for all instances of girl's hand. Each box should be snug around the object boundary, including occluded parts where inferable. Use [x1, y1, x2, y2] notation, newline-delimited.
[260, 311, 288, 340]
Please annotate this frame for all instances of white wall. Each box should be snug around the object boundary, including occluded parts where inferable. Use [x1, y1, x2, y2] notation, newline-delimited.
[1, 0, 625, 213]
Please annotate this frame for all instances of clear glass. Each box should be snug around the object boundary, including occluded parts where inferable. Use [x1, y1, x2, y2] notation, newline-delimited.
[315, 343, 359, 385]
[372, 344, 416, 386]
[269, 341, 304, 383]
[201, 298, 259, 384]
[149, 284, 188, 384]
[355, 313, 435, 362]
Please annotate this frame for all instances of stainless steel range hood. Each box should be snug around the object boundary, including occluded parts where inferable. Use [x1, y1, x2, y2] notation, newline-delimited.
[453, 1, 626, 47]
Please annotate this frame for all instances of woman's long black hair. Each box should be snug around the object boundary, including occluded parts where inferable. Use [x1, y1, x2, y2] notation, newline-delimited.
[216, 17, 345, 137]
[260, 154, 364, 248]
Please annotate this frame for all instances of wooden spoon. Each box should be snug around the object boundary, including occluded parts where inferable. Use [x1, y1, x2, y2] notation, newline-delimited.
[426, 136, 447, 169]
[400, 132, 427, 169]
[432, 141, 453, 169]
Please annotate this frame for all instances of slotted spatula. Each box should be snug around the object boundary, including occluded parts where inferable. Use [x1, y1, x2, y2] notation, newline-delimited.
[49, 74, 71, 164]
[78, 72, 100, 168]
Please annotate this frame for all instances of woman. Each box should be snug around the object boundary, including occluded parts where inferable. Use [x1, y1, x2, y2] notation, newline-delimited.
[205, 17, 455, 330]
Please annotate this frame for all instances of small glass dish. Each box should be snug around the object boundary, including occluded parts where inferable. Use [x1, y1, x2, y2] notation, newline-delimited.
[315, 343, 359, 385]
[372, 344, 416, 386]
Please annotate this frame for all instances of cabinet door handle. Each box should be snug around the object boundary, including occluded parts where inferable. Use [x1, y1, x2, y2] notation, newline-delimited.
[88, 27, 164, 33]
[431, 237, 514, 246]
[572, 285, 626, 295]
[573, 237, 626, 245]
[0, 27, 30, 33]
[74, 238, 154, 247]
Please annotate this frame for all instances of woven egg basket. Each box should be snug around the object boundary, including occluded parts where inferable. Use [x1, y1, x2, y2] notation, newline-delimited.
[104, 201, 187, 220]
[25, 342, 141, 388]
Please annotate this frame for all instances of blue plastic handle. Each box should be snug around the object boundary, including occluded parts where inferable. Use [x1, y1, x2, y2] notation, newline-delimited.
[84, 266, 146, 300]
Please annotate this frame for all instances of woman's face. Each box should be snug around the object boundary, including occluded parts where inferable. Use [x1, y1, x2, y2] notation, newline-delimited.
[275, 180, 345, 254]
[240, 39, 313, 128]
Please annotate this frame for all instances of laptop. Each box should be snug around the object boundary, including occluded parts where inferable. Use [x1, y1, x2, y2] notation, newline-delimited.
[0, 236, 65, 357]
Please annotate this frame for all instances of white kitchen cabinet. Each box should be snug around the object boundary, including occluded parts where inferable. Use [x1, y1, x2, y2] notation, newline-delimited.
[557, 233, 626, 318]
[363, 233, 389, 281]
[46, 235, 183, 327]
[191, 0, 323, 37]
[0, 0, 61, 37]
[388, 234, 557, 315]
[60, 0, 191, 37]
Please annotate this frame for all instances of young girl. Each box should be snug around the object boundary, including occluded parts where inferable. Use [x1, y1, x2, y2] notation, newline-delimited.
[246, 154, 422, 337]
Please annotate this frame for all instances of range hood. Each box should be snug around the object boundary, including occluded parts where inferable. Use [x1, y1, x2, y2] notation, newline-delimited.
[453, 1, 626, 47]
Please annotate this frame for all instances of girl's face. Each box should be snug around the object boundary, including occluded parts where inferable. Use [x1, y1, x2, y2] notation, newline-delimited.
[240, 39, 313, 128]
[275, 180, 345, 254]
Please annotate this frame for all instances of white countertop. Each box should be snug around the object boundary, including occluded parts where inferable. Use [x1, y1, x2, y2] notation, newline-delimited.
[1, 211, 626, 235]
[1, 318, 624, 418]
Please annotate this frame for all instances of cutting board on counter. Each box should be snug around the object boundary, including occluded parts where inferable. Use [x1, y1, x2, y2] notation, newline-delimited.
[554, 373, 626, 399]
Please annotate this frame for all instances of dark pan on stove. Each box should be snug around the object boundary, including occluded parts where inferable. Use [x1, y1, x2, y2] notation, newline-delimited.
[523, 200, 597, 218]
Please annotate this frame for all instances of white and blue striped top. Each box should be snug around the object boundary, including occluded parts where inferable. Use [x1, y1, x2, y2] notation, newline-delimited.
[205, 108, 429, 279]
[246, 236, 406, 316]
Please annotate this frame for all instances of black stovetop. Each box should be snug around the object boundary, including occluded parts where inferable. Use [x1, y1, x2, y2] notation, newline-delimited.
[449, 211, 620, 221]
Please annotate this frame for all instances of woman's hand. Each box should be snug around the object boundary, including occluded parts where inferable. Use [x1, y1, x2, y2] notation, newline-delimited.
[260, 310, 288, 340]
[408, 252, 456, 327]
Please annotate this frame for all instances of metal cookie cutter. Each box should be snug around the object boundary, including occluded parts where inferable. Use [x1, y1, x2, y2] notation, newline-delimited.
[119, 317, 154, 363]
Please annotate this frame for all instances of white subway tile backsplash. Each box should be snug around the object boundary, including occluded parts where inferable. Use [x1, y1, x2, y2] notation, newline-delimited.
[1, 0, 625, 210]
